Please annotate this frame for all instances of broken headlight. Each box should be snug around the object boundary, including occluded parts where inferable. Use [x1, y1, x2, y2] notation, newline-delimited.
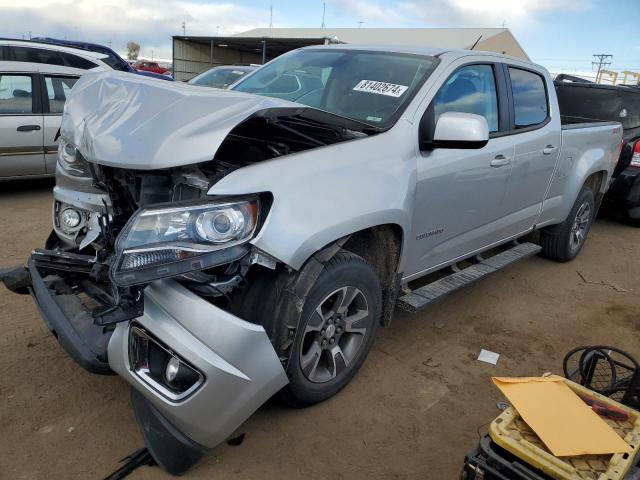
[111, 199, 259, 287]
[57, 138, 90, 177]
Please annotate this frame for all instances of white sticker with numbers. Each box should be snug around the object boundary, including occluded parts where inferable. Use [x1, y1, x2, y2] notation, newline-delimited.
[353, 80, 409, 97]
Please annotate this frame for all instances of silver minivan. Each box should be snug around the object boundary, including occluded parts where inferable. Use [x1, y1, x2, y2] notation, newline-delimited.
[0, 42, 110, 180]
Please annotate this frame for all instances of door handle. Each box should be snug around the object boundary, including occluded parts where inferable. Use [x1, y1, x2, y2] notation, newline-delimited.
[542, 145, 559, 155]
[490, 155, 511, 168]
[17, 125, 41, 132]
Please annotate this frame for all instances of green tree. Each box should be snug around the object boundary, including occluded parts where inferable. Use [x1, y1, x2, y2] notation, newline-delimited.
[126, 41, 140, 60]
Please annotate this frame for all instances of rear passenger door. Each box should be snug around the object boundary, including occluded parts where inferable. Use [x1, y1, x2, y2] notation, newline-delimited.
[501, 65, 561, 234]
[41, 74, 79, 173]
[0, 73, 44, 177]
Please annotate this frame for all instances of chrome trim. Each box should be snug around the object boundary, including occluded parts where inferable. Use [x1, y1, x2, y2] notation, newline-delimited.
[129, 325, 205, 403]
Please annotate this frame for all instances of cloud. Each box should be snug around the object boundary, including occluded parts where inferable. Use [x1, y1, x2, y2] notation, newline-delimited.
[0, 0, 270, 59]
[332, 0, 592, 29]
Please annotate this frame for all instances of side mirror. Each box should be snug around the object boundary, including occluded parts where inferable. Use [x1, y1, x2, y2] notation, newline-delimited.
[429, 112, 489, 149]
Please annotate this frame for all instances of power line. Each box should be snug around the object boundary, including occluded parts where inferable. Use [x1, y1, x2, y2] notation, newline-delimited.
[592, 53, 612, 78]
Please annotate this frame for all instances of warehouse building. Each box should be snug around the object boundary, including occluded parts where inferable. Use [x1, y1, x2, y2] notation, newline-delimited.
[172, 27, 529, 82]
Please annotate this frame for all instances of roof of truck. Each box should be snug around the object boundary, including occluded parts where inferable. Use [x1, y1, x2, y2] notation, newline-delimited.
[300, 43, 532, 64]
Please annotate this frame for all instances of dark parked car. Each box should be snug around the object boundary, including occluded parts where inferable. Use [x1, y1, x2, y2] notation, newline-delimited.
[555, 77, 640, 226]
[32, 37, 172, 81]
[188, 65, 256, 88]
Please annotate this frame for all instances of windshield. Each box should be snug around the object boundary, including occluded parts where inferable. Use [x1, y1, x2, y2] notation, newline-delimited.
[190, 68, 250, 88]
[232, 49, 437, 127]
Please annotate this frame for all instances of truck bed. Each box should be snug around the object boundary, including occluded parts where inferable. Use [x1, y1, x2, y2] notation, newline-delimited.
[560, 116, 620, 130]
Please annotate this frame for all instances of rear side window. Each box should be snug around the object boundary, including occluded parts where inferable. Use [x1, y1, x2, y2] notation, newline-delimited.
[509, 68, 548, 128]
[44, 76, 79, 113]
[432, 64, 499, 133]
[3, 46, 97, 70]
[10, 46, 64, 65]
[58, 52, 98, 70]
[0, 74, 33, 114]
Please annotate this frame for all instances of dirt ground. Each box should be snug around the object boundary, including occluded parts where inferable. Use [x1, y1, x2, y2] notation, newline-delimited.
[0, 179, 638, 480]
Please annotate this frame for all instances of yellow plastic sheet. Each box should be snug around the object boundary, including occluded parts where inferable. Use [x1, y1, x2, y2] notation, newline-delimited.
[492, 376, 632, 457]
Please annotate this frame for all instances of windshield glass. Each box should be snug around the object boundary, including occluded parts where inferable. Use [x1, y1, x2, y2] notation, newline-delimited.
[232, 49, 436, 127]
[190, 68, 250, 88]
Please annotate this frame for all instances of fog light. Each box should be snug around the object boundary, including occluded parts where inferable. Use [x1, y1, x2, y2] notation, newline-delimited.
[129, 325, 204, 402]
[60, 208, 81, 230]
[165, 356, 181, 383]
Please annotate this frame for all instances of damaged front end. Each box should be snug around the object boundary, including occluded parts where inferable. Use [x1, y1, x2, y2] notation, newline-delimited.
[0, 72, 378, 475]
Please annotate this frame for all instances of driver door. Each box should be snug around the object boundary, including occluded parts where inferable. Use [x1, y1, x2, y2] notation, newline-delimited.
[405, 62, 516, 279]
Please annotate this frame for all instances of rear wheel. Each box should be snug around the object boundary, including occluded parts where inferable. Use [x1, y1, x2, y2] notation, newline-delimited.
[281, 251, 381, 407]
[540, 186, 595, 262]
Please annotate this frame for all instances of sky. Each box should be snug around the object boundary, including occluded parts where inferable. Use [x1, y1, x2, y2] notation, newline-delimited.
[1, 0, 638, 75]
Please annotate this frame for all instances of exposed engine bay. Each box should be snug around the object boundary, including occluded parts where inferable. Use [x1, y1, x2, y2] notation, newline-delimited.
[44, 106, 377, 330]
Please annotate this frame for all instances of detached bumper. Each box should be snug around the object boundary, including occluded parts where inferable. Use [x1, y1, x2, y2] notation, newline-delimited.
[3, 256, 114, 374]
[108, 279, 289, 448]
[3, 254, 289, 474]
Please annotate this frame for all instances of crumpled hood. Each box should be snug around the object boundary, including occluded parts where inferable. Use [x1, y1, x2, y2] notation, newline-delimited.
[61, 71, 301, 169]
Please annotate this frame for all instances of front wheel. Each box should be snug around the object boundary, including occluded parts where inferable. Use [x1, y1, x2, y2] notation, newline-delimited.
[540, 186, 595, 262]
[281, 251, 381, 407]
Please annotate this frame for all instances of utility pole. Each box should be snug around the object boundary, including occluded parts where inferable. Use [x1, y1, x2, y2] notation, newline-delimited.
[321, 2, 326, 28]
[592, 53, 612, 81]
[181, 21, 186, 36]
[269, 5, 273, 28]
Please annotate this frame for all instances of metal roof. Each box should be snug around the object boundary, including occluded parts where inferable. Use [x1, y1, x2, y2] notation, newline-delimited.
[235, 27, 508, 49]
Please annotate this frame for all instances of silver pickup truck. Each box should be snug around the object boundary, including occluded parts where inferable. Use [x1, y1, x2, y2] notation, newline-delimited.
[0, 45, 622, 474]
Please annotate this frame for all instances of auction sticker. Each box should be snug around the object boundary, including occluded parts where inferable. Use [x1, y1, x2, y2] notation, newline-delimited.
[353, 80, 408, 97]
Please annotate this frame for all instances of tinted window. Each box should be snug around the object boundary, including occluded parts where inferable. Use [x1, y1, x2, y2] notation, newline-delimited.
[432, 64, 499, 133]
[0, 75, 33, 114]
[3, 46, 97, 70]
[233, 50, 436, 127]
[58, 52, 98, 70]
[509, 68, 548, 128]
[45, 76, 79, 113]
[10, 46, 64, 65]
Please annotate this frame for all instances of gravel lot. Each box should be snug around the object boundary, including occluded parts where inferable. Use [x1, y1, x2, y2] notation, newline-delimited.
[1, 179, 638, 480]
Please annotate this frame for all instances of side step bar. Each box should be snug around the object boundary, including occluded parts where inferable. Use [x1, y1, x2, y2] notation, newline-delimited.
[397, 242, 542, 313]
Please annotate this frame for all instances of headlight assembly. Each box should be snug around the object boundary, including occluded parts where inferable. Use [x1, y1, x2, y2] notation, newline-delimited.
[57, 138, 91, 177]
[111, 199, 260, 287]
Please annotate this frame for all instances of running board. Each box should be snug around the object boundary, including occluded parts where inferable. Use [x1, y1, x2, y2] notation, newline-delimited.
[397, 242, 542, 313]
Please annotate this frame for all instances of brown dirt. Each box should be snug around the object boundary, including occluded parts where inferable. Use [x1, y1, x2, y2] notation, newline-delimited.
[0, 179, 638, 480]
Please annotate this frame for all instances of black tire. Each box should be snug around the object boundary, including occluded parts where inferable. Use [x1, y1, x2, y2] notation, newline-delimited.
[622, 210, 640, 228]
[540, 186, 595, 262]
[280, 250, 381, 407]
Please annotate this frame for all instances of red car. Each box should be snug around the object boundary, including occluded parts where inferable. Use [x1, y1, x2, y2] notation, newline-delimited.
[133, 60, 170, 75]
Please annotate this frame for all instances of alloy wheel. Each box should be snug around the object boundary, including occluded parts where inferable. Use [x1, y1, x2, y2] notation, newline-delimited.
[299, 286, 372, 384]
[570, 202, 591, 252]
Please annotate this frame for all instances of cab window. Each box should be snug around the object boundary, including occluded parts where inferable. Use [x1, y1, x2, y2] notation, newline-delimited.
[508, 67, 548, 128]
[433, 64, 499, 133]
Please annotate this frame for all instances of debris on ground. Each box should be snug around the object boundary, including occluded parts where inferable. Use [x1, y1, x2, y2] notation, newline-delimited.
[478, 349, 500, 365]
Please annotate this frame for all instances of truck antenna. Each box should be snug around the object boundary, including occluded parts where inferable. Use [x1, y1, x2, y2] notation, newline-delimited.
[470, 35, 482, 50]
